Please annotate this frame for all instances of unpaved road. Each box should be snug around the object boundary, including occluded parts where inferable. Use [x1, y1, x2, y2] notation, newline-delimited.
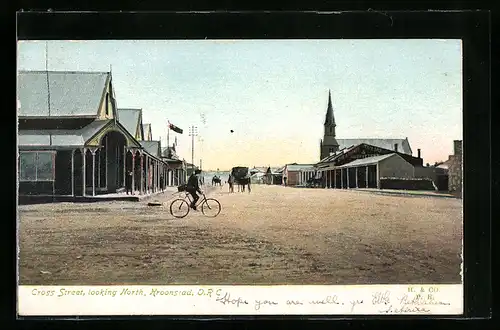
[18, 185, 463, 285]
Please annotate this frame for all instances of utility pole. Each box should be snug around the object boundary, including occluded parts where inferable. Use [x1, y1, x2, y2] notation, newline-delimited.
[199, 113, 206, 178]
[189, 126, 198, 174]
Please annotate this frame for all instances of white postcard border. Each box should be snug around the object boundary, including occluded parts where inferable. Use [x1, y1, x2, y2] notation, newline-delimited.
[18, 284, 463, 316]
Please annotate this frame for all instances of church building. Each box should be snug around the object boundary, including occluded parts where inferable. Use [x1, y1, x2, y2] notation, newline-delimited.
[319, 90, 340, 160]
[319, 90, 413, 161]
[298, 91, 435, 190]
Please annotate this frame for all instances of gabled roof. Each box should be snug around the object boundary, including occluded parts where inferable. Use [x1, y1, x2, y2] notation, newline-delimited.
[161, 146, 179, 159]
[250, 166, 267, 173]
[336, 138, 412, 155]
[17, 70, 109, 117]
[140, 140, 161, 158]
[117, 108, 142, 138]
[337, 153, 396, 168]
[318, 145, 357, 164]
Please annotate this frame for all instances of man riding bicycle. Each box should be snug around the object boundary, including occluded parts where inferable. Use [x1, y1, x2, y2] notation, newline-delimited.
[186, 169, 202, 210]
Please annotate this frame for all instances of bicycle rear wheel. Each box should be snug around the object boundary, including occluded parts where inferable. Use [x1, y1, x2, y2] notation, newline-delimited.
[170, 199, 190, 218]
[201, 198, 221, 217]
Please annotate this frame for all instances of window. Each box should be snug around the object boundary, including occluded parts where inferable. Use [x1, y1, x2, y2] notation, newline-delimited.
[105, 93, 109, 116]
[36, 153, 54, 180]
[19, 152, 36, 180]
[19, 151, 55, 181]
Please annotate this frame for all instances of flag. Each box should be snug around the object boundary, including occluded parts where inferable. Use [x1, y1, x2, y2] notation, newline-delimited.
[168, 122, 183, 134]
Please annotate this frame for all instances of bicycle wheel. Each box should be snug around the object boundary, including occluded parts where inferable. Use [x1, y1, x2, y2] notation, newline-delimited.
[170, 199, 190, 218]
[201, 198, 221, 217]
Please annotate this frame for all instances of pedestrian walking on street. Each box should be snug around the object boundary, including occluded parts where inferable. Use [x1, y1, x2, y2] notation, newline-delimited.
[228, 174, 234, 193]
[126, 171, 133, 195]
[160, 173, 165, 193]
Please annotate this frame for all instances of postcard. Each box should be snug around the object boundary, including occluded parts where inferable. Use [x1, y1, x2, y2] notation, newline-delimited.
[16, 39, 463, 316]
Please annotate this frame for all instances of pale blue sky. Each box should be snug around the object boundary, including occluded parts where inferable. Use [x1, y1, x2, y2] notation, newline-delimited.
[17, 39, 462, 170]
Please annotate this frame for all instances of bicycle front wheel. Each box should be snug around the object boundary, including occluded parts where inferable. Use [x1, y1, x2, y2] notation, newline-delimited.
[201, 198, 221, 217]
[170, 199, 190, 218]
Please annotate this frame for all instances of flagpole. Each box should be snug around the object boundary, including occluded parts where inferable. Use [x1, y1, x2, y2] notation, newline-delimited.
[167, 120, 170, 150]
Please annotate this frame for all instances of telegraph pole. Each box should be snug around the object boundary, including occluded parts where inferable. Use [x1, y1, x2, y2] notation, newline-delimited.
[199, 113, 206, 177]
[189, 126, 198, 173]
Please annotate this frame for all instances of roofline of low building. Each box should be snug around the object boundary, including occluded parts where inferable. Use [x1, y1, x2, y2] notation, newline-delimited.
[18, 115, 98, 119]
[18, 70, 110, 75]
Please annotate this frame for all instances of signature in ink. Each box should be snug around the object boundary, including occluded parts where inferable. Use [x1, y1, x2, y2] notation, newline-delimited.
[372, 290, 391, 305]
[379, 304, 431, 314]
[398, 294, 450, 306]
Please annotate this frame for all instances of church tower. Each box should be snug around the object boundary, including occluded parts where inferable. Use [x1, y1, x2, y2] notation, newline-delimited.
[320, 90, 339, 160]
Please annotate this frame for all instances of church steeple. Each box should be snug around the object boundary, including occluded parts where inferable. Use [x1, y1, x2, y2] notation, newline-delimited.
[324, 89, 335, 126]
[320, 90, 339, 160]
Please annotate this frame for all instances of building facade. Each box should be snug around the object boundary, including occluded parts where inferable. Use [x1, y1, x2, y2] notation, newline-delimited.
[305, 90, 438, 190]
[318, 90, 414, 162]
[17, 70, 176, 199]
[282, 164, 315, 186]
[312, 143, 423, 189]
[447, 140, 463, 196]
[161, 146, 188, 186]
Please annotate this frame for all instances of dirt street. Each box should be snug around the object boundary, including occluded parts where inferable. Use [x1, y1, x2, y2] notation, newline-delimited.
[18, 184, 463, 285]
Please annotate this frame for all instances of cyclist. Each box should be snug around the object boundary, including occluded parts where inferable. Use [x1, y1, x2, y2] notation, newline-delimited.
[186, 169, 203, 210]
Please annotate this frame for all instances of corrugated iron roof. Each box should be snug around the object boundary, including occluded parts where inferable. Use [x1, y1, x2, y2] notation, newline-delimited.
[250, 167, 267, 173]
[161, 146, 179, 159]
[19, 130, 85, 148]
[80, 120, 111, 142]
[285, 164, 315, 172]
[17, 70, 109, 117]
[337, 153, 396, 168]
[118, 108, 141, 137]
[140, 140, 161, 158]
[337, 138, 412, 155]
[318, 145, 356, 163]
[18, 120, 110, 148]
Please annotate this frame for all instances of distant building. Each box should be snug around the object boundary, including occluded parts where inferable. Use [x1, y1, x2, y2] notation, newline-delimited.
[161, 145, 187, 186]
[264, 167, 283, 185]
[283, 163, 315, 186]
[295, 90, 437, 191]
[249, 166, 267, 175]
[314, 143, 423, 189]
[319, 90, 413, 161]
[447, 140, 462, 197]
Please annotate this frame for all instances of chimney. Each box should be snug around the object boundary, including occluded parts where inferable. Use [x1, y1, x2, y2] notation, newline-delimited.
[394, 143, 398, 152]
[453, 140, 462, 156]
[417, 148, 421, 158]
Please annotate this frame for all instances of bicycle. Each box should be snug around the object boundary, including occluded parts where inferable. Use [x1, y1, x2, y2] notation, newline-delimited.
[169, 191, 221, 218]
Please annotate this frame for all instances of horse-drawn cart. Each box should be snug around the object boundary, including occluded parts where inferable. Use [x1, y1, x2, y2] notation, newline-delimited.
[305, 177, 323, 188]
[230, 166, 251, 192]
